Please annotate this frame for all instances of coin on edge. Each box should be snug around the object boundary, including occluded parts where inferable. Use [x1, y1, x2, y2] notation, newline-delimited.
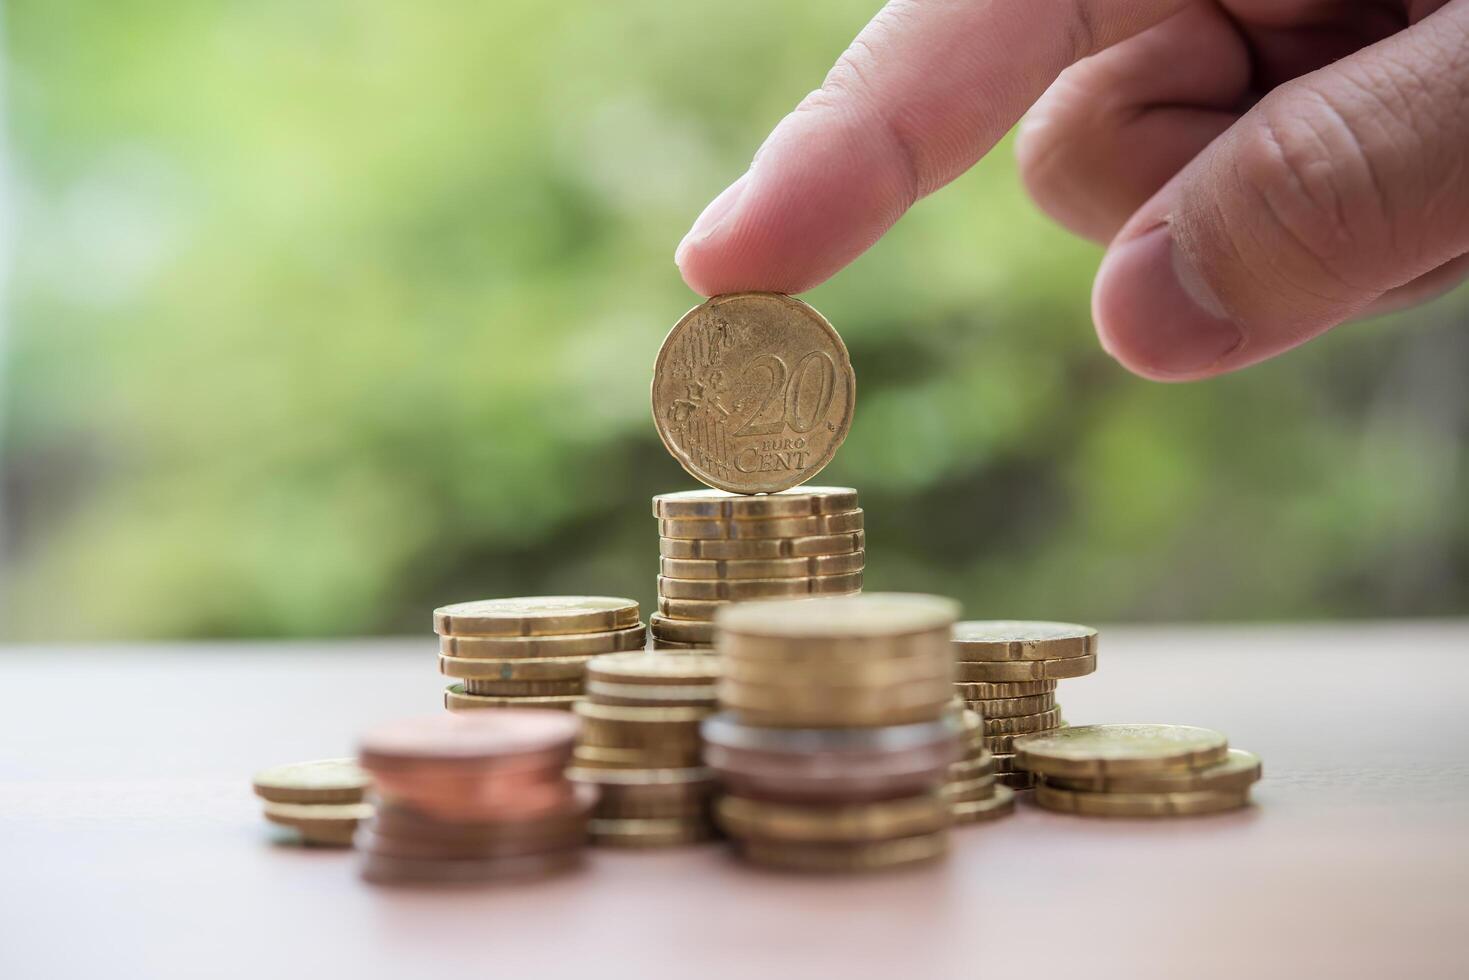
[651, 292, 855, 494]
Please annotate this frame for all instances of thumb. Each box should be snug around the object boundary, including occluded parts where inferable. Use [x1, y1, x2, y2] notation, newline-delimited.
[1093, 3, 1469, 381]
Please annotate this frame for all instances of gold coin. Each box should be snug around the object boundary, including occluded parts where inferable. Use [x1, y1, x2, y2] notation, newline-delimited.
[658, 510, 863, 540]
[719, 630, 951, 665]
[660, 551, 866, 582]
[571, 745, 692, 770]
[587, 651, 721, 686]
[965, 693, 1056, 718]
[953, 621, 1098, 662]
[657, 570, 864, 600]
[443, 684, 581, 711]
[984, 728, 1063, 754]
[460, 677, 585, 697]
[984, 707, 1064, 736]
[261, 801, 374, 846]
[649, 615, 715, 643]
[990, 752, 1019, 774]
[954, 654, 1096, 683]
[438, 654, 592, 682]
[717, 792, 950, 843]
[651, 292, 856, 494]
[996, 770, 1036, 790]
[953, 680, 1056, 699]
[1042, 748, 1262, 794]
[252, 758, 370, 805]
[650, 641, 715, 652]
[433, 596, 639, 637]
[1013, 724, 1229, 779]
[719, 675, 953, 711]
[653, 486, 859, 519]
[952, 785, 1016, 824]
[942, 775, 997, 802]
[719, 655, 951, 688]
[737, 830, 948, 873]
[438, 624, 646, 659]
[717, 592, 960, 639]
[586, 681, 719, 707]
[659, 530, 865, 560]
[947, 754, 995, 781]
[720, 697, 953, 730]
[588, 817, 716, 847]
[1035, 782, 1252, 817]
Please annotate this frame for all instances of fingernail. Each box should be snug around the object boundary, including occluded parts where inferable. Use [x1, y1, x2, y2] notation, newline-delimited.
[675, 172, 750, 268]
[1093, 223, 1243, 379]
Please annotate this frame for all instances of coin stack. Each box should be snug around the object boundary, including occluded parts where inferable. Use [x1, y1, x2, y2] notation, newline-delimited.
[253, 758, 374, 847]
[567, 651, 722, 847]
[706, 593, 963, 872]
[943, 709, 1015, 824]
[951, 621, 1098, 790]
[1018, 724, 1263, 818]
[433, 597, 645, 711]
[651, 488, 865, 652]
[355, 711, 592, 884]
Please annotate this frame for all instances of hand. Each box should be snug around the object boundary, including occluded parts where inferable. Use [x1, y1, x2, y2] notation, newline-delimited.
[674, 1, 1469, 381]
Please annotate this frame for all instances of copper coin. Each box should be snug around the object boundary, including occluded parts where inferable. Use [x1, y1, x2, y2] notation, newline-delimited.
[359, 711, 578, 773]
[651, 292, 855, 494]
[370, 785, 595, 843]
[360, 847, 583, 885]
[369, 769, 577, 823]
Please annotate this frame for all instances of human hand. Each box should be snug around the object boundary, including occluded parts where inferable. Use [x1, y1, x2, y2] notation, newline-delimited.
[674, 1, 1469, 380]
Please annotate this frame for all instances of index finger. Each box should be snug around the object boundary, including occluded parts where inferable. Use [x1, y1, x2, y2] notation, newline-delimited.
[675, 0, 1188, 296]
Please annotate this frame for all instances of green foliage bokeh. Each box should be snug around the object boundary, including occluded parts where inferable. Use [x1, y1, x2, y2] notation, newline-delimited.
[2, 1, 1465, 639]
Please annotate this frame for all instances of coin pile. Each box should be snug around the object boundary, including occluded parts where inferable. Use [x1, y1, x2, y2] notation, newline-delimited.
[951, 621, 1098, 790]
[253, 758, 373, 846]
[1017, 724, 1262, 817]
[433, 597, 645, 711]
[943, 708, 1015, 824]
[355, 711, 591, 884]
[568, 651, 722, 846]
[651, 488, 865, 652]
[706, 593, 963, 872]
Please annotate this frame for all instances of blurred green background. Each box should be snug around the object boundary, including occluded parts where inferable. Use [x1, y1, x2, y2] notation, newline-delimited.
[1, 1, 1465, 640]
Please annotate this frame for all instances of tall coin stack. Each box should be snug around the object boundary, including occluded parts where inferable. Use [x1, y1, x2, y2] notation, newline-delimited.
[651, 488, 865, 653]
[706, 594, 963, 872]
[568, 651, 722, 846]
[943, 709, 1015, 823]
[1018, 724, 1262, 817]
[951, 621, 1098, 790]
[433, 597, 645, 712]
[356, 712, 592, 884]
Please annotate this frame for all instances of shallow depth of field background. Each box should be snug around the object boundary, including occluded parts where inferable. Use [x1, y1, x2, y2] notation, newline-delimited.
[1, 2, 1465, 640]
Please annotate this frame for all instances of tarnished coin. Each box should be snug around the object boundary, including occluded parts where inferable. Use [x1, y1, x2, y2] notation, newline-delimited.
[953, 621, 1098, 662]
[1042, 748, 1262, 794]
[253, 758, 370, 805]
[439, 624, 646, 660]
[1013, 724, 1229, 779]
[653, 486, 859, 519]
[954, 654, 1096, 683]
[588, 817, 716, 847]
[433, 597, 639, 637]
[652, 292, 855, 494]
[717, 592, 960, 639]
[1035, 783, 1252, 817]
[659, 530, 865, 560]
[657, 570, 864, 601]
[717, 792, 950, 843]
[984, 707, 1064, 736]
[262, 801, 374, 846]
[586, 651, 720, 686]
[738, 830, 947, 873]
[461, 677, 585, 697]
[953, 680, 1056, 700]
[361, 848, 583, 885]
[438, 654, 593, 682]
[660, 550, 865, 581]
[966, 693, 1056, 718]
[649, 615, 715, 643]
[952, 785, 1016, 824]
[658, 510, 863, 540]
[443, 685, 582, 712]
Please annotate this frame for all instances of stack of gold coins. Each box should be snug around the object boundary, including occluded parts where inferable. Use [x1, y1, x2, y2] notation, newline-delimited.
[1018, 724, 1262, 817]
[951, 621, 1098, 790]
[252, 758, 374, 846]
[706, 593, 963, 872]
[651, 488, 865, 652]
[567, 651, 722, 846]
[943, 709, 1015, 824]
[433, 597, 645, 711]
[355, 712, 592, 884]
